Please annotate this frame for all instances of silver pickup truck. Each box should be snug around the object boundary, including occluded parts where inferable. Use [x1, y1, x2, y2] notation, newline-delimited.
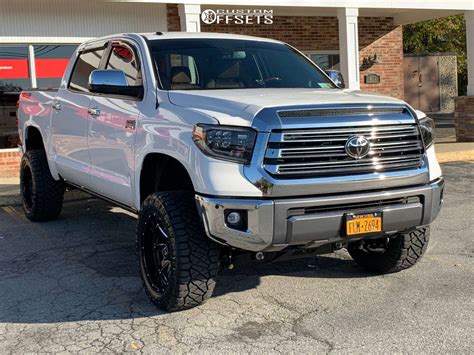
[17, 32, 443, 312]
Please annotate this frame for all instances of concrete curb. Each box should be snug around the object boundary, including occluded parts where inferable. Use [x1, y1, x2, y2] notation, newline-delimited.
[0, 190, 92, 208]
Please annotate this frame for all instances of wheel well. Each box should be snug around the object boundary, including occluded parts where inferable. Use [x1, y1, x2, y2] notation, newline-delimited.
[140, 154, 194, 204]
[25, 127, 45, 151]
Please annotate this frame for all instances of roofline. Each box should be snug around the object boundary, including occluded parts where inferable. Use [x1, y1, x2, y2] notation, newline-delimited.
[141, 32, 283, 43]
[116, 0, 474, 11]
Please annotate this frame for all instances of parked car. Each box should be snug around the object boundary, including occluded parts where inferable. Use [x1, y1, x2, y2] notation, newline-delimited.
[17, 32, 443, 312]
[0, 91, 20, 148]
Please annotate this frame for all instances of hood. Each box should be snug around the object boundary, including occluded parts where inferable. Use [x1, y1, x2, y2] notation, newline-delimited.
[168, 88, 406, 127]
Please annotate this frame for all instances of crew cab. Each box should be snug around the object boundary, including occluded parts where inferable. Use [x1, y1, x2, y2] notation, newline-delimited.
[17, 32, 443, 312]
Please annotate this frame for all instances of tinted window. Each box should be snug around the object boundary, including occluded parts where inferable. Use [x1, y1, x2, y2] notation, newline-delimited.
[69, 48, 105, 92]
[106, 45, 141, 86]
[148, 39, 335, 90]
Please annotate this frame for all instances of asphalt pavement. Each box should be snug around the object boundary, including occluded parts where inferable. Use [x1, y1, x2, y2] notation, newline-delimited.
[0, 161, 472, 353]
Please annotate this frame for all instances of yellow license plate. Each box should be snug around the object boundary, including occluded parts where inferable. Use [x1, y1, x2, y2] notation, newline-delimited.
[346, 212, 382, 236]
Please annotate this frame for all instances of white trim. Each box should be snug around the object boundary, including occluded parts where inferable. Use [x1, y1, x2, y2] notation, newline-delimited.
[0, 148, 20, 153]
[178, 4, 202, 32]
[338, 7, 360, 90]
[27, 45, 37, 89]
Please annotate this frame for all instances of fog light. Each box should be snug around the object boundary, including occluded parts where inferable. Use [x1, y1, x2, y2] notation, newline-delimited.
[226, 211, 242, 225]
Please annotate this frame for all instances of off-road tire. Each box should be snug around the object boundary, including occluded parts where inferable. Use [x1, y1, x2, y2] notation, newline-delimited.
[348, 227, 430, 273]
[137, 191, 219, 312]
[20, 150, 65, 221]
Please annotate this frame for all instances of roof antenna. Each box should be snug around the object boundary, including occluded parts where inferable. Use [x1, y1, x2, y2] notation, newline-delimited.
[155, 31, 163, 35]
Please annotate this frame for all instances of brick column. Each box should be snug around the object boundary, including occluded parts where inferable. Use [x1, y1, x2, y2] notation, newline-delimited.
[454, 96, 474, 142]
[0, 149, 21, 177]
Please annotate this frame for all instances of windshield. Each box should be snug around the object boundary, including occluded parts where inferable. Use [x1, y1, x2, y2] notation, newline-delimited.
[147, 38, 336, 90]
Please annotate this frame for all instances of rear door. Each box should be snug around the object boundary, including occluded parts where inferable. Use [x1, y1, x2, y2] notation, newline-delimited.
[51, 45, 106, 187]
[87, 41, 143, 206]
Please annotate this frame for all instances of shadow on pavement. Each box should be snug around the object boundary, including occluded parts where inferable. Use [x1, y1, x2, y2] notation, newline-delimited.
[0, 198, 369, 324]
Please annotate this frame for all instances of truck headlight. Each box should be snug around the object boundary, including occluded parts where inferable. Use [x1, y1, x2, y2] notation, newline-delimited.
[193, 124, 257, 164]
[419, 117, 435, 148]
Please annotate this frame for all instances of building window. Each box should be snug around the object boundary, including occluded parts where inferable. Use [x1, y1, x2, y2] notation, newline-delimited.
[0, 44, 77, 149]
[305, 51, 340, 71]
[34, 45, 77, 89]
[0, 46, 30, 149]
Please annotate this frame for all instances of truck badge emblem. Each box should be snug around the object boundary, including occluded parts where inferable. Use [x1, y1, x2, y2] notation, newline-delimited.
[345, 135, 371, 159]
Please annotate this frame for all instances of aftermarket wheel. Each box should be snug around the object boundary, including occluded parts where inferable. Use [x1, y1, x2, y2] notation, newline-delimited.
[136, 191, 219, 312]
[20, 150, 65, 221]
[347, 227, 430, 273]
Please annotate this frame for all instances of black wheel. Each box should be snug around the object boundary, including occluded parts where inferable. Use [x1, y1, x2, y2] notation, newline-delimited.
[347, 227, 430, 273]
[137, 191, 219, 312]
[20, 150, 65, 221]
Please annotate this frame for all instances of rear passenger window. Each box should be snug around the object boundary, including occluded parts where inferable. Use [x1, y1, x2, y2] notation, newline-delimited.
[106, 45, 142, 86]
[69, 48, 105, 92]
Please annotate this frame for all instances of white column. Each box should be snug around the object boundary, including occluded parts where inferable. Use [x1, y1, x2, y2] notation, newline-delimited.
[28, 45, 37, 89]
[178, 4, 201, 32]
[337, 8, 360, 90]
[466, 11, 474, 96]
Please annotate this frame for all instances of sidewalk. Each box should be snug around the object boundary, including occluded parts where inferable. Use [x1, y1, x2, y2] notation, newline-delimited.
[0, 179, 90, 207]
[435, 142, 474, 163]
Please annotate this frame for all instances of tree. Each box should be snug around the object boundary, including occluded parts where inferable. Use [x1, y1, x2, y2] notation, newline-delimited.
[403, 15, 467, 95]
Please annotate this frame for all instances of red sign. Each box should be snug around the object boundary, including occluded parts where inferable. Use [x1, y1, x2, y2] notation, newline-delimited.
[0, 59, 29, 79]
[35, 58, 69, 79]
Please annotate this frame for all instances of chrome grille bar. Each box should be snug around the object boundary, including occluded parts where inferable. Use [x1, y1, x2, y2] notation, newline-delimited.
[278, 107, 406, 118]
[264, 123, 424, 178]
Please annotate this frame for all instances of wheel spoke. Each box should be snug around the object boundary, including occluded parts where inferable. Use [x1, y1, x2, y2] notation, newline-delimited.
[142, 214, 172, 294]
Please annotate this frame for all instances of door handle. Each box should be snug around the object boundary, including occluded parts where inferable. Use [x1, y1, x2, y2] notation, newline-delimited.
[52, 102, 62, 111]
[88, 107, 101, 117]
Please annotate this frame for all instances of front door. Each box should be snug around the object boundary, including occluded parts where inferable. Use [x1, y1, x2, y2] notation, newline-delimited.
[404, 56, 440, 112]
[87, 42, 143, 206]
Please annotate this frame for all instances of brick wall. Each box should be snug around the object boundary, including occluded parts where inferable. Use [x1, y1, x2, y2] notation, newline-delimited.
[167, 4, 181, 31]
[358, 18, 404, 99]
[454, 96, 474, 142]
[166, 5, 404, 99]
[0, 149, 21, 177]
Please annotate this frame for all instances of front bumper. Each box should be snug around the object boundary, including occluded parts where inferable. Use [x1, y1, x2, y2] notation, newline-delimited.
[195, 178, 444, 252]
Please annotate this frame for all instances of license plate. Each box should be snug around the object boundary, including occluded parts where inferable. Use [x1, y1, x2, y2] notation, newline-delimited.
[346, 212, 382, 236]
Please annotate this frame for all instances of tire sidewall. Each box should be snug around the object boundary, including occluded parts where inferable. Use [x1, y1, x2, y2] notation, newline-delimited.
[136, 196, 178, 308]
[20, 152, 36, 217]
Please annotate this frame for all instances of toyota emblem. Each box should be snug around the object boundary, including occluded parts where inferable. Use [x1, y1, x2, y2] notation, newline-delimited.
[345, 135, 371, 159]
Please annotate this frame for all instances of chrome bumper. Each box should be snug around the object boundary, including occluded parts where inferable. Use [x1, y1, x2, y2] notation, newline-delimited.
[195, 178, 444, 252]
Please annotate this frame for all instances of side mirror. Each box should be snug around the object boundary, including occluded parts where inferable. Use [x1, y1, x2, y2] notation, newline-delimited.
[325, 70, 345, 89]
[89, 69, 142, 97]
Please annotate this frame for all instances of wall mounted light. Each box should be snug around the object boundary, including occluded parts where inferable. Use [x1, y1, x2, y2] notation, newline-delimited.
[362, 53, 381, 66]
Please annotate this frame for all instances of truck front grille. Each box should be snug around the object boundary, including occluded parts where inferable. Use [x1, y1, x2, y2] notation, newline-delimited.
[264, 124, 424, 178]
